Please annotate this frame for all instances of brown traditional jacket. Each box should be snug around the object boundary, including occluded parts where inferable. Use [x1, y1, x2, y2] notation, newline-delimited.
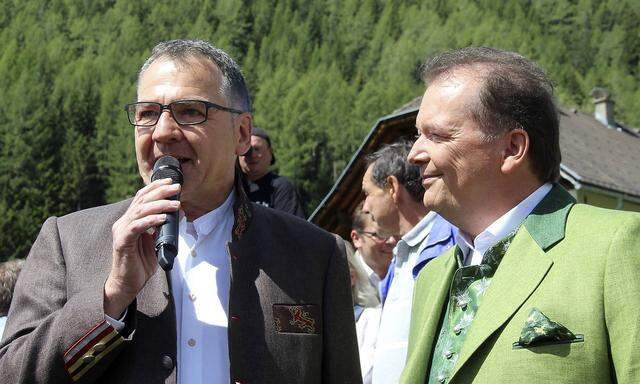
[0, 175, 361, 384]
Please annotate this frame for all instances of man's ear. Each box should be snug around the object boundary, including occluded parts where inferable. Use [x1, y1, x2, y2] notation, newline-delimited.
[235, 113, 252, 156]
[350, 230, 362, 249]
[501, 128, 529, 175]
[386, 175, 401, 203]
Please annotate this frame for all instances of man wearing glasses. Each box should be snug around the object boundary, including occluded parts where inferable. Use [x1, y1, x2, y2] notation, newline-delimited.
[0, 40, 360, 383]
[361, 141, 456, 384]
[350, 202, 396, 295]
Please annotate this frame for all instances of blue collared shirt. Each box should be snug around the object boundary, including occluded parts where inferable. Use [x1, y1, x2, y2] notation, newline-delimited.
[379, 214, 457, 304]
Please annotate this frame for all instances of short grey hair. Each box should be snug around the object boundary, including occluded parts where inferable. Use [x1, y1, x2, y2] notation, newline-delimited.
[138, 39, 251, 112]
[0, 259, 24, 316]
[366, 140, 424, 203]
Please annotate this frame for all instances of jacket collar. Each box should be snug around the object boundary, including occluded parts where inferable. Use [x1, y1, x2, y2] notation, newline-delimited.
[231, 166, 253, 241]
[522, 183, 576, 251]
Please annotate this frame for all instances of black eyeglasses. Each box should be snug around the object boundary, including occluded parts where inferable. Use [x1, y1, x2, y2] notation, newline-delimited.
[124, 99, 244, 127]
[360, 231, 390, 243]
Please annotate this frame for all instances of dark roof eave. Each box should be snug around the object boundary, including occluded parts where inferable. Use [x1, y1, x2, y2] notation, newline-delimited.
[308, 107, 419, 221]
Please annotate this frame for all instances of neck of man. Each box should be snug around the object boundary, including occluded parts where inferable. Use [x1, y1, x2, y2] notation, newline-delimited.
[182, 178, 235, 222]
[361, 253, 391, 279]
[247, 169, 269, 182]
[454, 177, 545, 239]
[397, 199, 428, 237]
[372, 261, 390, 280]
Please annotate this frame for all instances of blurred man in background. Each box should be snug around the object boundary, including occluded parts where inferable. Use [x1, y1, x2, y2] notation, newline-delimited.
[0, 259, 23, 338]
[350, 202, 396, 299]
[239, 127, 306, 218]
[361, 140, 456, 383]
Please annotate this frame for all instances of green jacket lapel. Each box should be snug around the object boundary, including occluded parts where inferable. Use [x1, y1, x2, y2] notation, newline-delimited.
[523, 184, 575, 251]
[403, 247, 458, 383]
[449, 184, 575, 380]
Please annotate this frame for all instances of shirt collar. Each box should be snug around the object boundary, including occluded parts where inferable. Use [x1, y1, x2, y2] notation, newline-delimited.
[424, 214, 457, 247]
[181, 189, 235, 239]
[358, 253, 381, 286]
[401, 211, 437, 248]
[456, 183, 552, 258]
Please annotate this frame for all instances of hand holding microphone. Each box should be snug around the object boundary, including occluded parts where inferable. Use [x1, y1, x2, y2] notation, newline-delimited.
[104, 155, 182, 318]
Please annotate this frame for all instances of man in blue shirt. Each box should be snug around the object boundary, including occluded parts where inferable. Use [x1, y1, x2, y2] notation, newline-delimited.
[361, 140, 456, 383]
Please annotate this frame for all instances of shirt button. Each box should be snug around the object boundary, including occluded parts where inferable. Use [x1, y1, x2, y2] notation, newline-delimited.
[453, 325, 462, 335]
[188, 293, 197, 301]
[187, 338, 196, 347]
[444, 350, 453, 359]
[161, 355, 174, 370]
[190, 249, 196, 257]
[437, 374, 447, 383]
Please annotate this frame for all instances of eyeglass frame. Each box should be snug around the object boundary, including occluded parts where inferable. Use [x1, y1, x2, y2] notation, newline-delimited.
[359, 231, 391, 243]
[124, 99, 245, 127]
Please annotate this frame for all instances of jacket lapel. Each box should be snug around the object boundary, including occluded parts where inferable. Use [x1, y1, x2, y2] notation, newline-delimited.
[449, 185, 575, 380]
[406, 248, 458, 381]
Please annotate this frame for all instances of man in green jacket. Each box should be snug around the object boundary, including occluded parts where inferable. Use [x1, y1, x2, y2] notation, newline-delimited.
[401, 46, 640, 383]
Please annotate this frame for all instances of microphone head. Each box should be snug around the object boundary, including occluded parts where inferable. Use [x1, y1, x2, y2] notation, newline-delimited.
[151, 155, 184, 185]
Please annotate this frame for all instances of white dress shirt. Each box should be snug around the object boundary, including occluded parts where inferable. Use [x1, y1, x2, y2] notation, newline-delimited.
[372, 211, 437, 384]
[360, 256, 381, 290]
[170, 191, 235, 384]
[0, 316, 6, 339]
[356, 306, 382, 384]
[456, 183, 552, 265]
[106, 192, 235, 383]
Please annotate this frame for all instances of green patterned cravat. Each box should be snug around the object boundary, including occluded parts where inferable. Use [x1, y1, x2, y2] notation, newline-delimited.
[427, 230, 518, 384]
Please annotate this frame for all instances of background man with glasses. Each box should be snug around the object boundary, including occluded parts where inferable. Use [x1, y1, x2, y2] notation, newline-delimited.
[360, 140, 456, 384]
[350, 202, 396, 296]
[350, 203, 396, 383]
[0, 39, 360, 384]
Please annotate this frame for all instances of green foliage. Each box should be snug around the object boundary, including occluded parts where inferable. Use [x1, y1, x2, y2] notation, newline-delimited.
[0, 0, 638, 260]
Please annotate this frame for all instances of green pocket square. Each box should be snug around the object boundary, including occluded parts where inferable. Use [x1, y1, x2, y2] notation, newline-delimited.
[512, 308, 584, 349]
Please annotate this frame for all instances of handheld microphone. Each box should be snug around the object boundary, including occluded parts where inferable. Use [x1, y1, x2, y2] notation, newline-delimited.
[151, 155, 183, 271]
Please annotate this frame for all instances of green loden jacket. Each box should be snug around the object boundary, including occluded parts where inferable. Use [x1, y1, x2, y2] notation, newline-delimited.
[401, 185, 640, 384]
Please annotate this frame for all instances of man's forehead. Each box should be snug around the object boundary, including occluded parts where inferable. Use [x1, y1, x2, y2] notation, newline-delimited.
[417, 70, 482, 125]
[138, 57, 223, 92]
[251, 135, 269, 147]
[427, 70, 481, 102]
[362, 165, 383, 192]
[362, 165, 374, 184]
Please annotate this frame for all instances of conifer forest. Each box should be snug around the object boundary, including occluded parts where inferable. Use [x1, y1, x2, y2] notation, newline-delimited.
[1, 0, 639, 260]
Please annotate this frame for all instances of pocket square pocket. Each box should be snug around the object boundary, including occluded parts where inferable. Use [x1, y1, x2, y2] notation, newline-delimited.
[512, 307, 584, 349]
[273, 304, 320, 335]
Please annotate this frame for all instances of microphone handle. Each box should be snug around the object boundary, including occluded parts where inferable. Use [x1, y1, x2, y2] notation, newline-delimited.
[156, 193, 179, 271]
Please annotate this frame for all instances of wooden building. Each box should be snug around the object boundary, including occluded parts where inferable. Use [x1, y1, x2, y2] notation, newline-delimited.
[310, 94, 640, 238]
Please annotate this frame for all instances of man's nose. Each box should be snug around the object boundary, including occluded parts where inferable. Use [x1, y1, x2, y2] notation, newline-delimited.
[362, 198, 370, 213]
[152, 110, 182, 142]
[385, 236, 398, 247]
[407, 137, 430, 165]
